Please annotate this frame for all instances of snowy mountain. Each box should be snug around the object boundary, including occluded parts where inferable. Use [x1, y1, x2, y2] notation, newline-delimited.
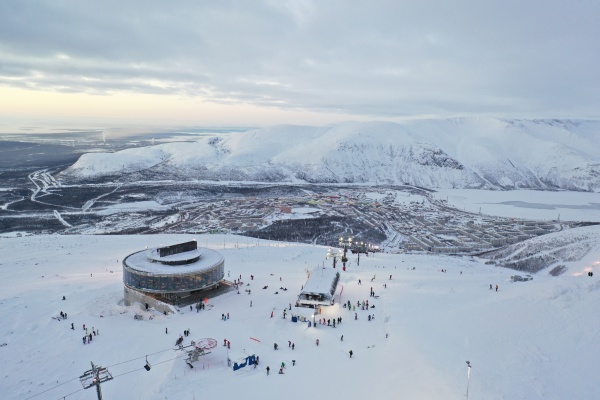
[60, 118, 600, 191]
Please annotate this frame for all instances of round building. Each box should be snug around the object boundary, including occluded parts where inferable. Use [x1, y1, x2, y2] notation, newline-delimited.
[123, 240, 224, 309]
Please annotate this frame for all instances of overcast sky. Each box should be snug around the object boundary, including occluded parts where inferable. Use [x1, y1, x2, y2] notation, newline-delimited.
[1, 0, 599, 132]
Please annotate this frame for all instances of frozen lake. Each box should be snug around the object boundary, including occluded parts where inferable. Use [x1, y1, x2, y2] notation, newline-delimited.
[434, 189, 600, 222]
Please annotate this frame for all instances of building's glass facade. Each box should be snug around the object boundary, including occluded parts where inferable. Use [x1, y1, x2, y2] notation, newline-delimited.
[123, 260, 224, 293]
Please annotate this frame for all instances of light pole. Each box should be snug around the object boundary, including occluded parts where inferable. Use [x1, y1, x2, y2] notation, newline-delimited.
[465, 361, 472, 400]
[338, 236, 352, 268]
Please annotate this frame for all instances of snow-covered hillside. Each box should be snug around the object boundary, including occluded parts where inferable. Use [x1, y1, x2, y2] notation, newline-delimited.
[1, 229, 600, 400]
[60, 118, 600, 191]
[483, 224, 600, 272]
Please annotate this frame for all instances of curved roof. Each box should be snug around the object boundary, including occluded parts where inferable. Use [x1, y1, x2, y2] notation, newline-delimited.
[124, 247, 224, 275]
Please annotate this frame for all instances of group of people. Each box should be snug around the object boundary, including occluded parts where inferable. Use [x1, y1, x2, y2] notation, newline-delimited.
[316, 317, 342, 328]
[81, 324, 99, 345]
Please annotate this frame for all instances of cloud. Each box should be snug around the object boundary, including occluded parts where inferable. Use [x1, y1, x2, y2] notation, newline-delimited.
[1, 0, 599, 120]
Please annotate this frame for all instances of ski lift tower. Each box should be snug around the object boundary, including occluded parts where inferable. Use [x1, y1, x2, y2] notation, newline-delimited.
[79, 362, 113, 400]
[326, 248, 343, 268]
[338, 236, 353, 268]
[183, 338, 217, 368]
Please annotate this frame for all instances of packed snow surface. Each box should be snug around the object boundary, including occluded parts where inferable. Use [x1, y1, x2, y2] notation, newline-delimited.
[1, 231, 600, 400]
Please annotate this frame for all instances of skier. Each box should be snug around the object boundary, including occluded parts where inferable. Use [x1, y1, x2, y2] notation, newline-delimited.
[349, 350, 353, 358]
[341, 335, 344, 341]
[496, 284, 499, 292]
[316, 339, 319, 346]
[71, 323, 74, 330]
[266, 366, 270, 375]
[166, 327, 168, 334]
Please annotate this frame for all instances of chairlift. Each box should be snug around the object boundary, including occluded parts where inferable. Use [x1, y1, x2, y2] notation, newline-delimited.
[144, 356, 151, 371]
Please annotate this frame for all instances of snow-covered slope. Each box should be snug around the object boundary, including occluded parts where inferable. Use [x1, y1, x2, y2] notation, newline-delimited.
[483, 224, 600, 273]
[2, 231, 600, 399]
[60, 118, 600, 190]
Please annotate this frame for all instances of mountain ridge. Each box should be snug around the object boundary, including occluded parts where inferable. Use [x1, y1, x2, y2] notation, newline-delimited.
[60, 117, 600, 191]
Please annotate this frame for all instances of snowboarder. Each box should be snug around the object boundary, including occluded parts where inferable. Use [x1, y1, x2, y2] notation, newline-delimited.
[349, 350, 353, 358]
[274, 343, 278, 350]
